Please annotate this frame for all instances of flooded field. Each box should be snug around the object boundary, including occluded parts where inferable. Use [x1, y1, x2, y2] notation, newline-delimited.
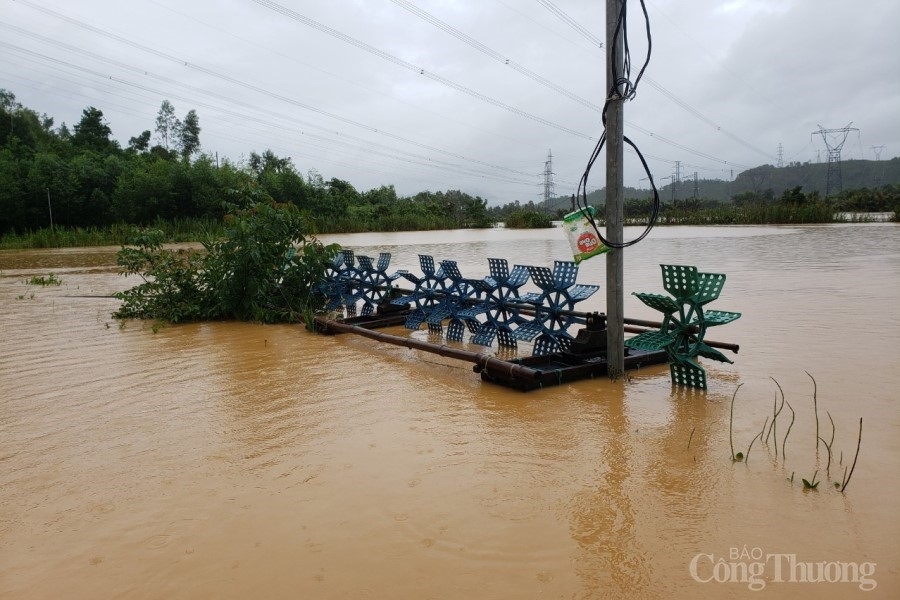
[1, 224, 898, 599]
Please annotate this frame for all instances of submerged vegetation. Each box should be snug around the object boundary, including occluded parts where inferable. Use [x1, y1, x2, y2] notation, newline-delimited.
[725, 374, 863, 494]
[26, 273, 62, 286]
[114, 194, 339, 325]
[503, 208, 552, 228]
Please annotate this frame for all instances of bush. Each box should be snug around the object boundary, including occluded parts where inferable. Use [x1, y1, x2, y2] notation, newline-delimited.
[113, 201, 340, 324]
[505, 209, 552, 228]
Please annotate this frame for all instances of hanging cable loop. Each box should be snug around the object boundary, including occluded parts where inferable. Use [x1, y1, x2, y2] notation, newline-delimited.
[577, 0, 659, 249]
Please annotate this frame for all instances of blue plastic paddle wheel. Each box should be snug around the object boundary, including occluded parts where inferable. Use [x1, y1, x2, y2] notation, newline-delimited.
[391, 255, 449, 333]
[468, 258, 530, 349]
[513, 260, 600, 355]
[332, 249, 366, 317]
[437, 259, 485, 341]
[317, 250, 343, 310]
[318, 249, 354, 313]
[352, 252, 407, 316]
[624, 264, 741, 389]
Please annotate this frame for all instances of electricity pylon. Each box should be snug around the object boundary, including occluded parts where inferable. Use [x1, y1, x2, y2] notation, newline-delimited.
[542, 149, 555, 211]
[812, 123, 858, 197]
[871, 145, 886, 187]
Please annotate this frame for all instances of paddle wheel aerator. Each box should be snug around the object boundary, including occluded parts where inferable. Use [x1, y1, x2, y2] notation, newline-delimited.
[624, 264, 741, 389]
[316, 254, 740, 391]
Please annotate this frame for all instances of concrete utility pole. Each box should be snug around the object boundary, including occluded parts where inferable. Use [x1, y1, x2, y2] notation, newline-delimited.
[605, 0, 625, 378]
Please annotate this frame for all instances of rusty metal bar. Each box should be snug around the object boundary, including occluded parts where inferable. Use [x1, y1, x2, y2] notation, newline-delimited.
[314, 317, 543, 381]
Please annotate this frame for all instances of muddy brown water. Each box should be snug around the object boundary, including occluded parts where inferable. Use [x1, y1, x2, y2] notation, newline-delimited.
[1, 224, 898, 599]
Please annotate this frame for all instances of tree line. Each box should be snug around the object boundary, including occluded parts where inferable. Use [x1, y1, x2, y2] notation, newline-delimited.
[0, 90, 496, 237]
[593, 184, 900, 225]
[3, 89, 895, 241]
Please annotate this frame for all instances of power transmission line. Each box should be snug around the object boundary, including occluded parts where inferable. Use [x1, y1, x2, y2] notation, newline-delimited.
[389, 0, 599, 113]
[3, 56, 493, 192]
[248, 0, 591, 140]
[10, 0, 758, 186]
[640, 77, 774, 161]
[388, 0, 751, 169]
[1, 5, 545, 182]
[252, 0, 749, 168]
[141, 0, 534, 151]
[0, 39, 537, 189]
[18, 0, 753, 176]
[535, 0, 604, 48]
[531, 0, 773, 163]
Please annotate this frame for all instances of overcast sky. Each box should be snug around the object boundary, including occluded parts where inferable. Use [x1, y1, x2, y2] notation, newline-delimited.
[2, 0, 898, 205]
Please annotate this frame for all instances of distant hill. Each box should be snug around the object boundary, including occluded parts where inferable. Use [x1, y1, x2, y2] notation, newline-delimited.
[546, 157, 900, 211]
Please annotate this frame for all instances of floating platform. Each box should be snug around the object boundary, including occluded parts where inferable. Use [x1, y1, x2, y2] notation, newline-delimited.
[314, 310, 667, 392]
[477, 347, 667, 391]
[316, 311, 409, 332]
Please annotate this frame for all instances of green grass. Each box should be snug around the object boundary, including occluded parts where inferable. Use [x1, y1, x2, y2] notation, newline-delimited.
[26, 273, 62, 286]
[0, 218, 224, 250]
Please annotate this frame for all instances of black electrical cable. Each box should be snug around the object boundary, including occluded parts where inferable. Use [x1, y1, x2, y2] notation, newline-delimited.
[576, 0, 659, 250]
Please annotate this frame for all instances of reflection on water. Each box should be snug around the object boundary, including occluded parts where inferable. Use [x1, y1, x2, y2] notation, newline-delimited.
[1, 224, 898, 599]
[570, 388, 651, 599]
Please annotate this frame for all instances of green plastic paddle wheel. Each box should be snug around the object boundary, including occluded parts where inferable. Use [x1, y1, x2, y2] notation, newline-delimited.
[625, 264, 741, 389]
